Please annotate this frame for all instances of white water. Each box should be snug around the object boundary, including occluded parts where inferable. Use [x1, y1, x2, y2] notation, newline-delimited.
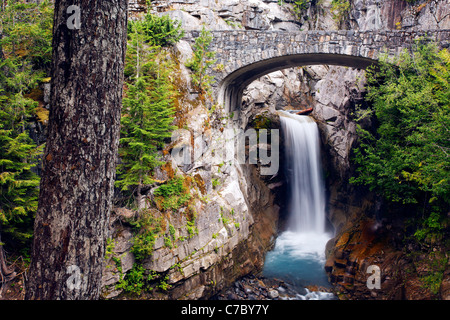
[280, 111, 326, 234]
[263, 111, 333, 298]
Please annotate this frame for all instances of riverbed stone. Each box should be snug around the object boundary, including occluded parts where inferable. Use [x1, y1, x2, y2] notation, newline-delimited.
[268, 289, 279, 299]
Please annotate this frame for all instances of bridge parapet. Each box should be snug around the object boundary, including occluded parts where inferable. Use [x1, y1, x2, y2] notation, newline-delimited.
[183, 30, 449, 111]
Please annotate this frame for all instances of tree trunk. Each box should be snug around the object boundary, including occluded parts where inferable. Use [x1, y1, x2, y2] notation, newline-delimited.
[296, 107, 314, 115]
[25, 0, 128, 300]
[0, 1, 4, 61]
[0, 232, 16, 286]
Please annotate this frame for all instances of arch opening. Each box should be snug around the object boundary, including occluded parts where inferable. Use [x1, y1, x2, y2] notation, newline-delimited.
[217, 53, 378, 114]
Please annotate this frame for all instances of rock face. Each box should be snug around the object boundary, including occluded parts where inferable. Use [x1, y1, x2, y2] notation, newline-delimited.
[133, 0, 450, 33]
[102, 102, 280, 299]
[294, 0, 450, 31]
[324, 215, 450, 300]
[148, 0, 298, 31]
[350, 0, 450, 31]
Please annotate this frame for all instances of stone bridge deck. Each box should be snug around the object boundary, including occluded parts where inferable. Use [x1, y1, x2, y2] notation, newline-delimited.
[183, 29, 450, 112]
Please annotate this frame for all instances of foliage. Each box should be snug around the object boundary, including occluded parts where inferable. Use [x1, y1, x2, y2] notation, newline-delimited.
[157, 274, 171, 291]
[167, 223, 176, 248]
[128, 209, 162, 261]
[350, 41, 449, 236]
[0, 0, 52, 251]
[292, 0, 311, 19]
[153, 177, 192, 211]
[163, 236, 173, 249]
[132, 233, 156, 262]
[185, 205, 198, 238]
[294, 0, 311, 11]
[185, 26, 217, 97]
[0, 119, 42, 247]
[413, 210, 445, 243]
[419, 253, 448, 295]
[0, 0, 53, 72]
[409, 251, 448, 295]
[330, 0, 351, 24]
[253, 114, 272, 130]
[116, 15, 178, 196]
[116, 263, 171, 295]
[131, 14, 184, 47]
[224, 19, 242, 29]
[115, 263, 147, 295]
[153, 177, 184, 198]
[115, 14, 187, 296]
[212, 178, 220, 188]
[186, 219, 198, 238]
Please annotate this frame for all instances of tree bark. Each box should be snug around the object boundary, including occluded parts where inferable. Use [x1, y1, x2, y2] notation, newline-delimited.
[0, 1, 4, 61]
[0, 231, 16, 286]
[296, 107, 314, 115]
[25, 0, 128, 300]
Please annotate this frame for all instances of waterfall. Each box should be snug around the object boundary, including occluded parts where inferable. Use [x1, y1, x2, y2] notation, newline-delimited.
[280, 111, 326, 234]
[263, 111, 334, 296]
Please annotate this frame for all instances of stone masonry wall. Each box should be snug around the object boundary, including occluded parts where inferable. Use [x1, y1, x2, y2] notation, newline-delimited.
[195, 29, 449, 92]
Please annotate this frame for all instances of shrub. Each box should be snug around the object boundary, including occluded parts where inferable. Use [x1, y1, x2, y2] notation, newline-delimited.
[128, 14, 184, 47]
[330, 0, 351, 24]
[351, 42, 449, 207]
[0, 0, 52, 253]
[128, 209, 162, 261]
[116, 263, 146, 295]
[153, 177, 192, 211]
[185, 26, 217, 96]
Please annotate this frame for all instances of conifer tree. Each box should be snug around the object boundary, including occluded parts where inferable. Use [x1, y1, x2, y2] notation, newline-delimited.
[116, 17, 177, 207]
[0, 83, 42, 250]
[185, 26, 216, 97]
[0, 0, 50, 264]
[351, 42, 450, 244]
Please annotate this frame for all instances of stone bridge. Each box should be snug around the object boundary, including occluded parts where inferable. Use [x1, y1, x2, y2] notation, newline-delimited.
[184, 30, 449, 112]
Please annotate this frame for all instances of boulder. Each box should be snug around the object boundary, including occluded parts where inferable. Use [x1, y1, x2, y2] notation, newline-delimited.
[160, 10, 202, 31]
[268, 289, 279, 299]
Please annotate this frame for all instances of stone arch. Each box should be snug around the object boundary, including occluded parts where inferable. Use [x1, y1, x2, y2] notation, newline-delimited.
[184, 29, 450, 113]
[217, 53, 377, 113]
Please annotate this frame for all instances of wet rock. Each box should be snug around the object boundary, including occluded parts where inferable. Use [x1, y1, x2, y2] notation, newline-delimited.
[214, 275, 336, 300]
[228, 292, 239, 300]
[268, 289, 279, 299]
